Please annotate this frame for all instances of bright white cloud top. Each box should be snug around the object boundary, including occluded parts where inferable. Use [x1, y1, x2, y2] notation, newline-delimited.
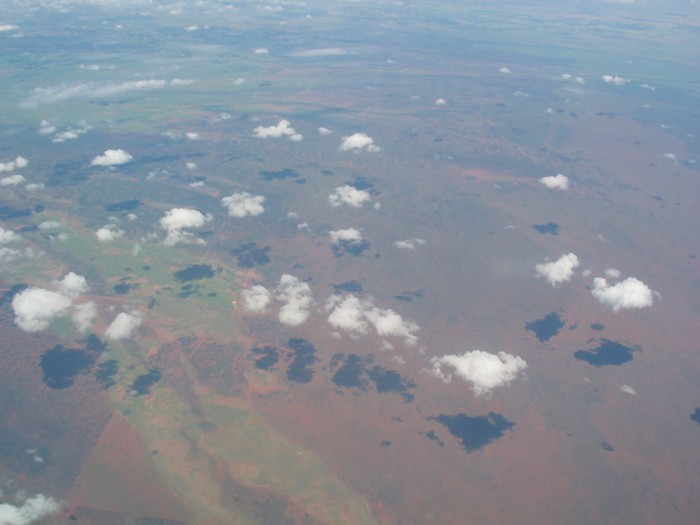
[0, 155, 28, 172]
[253, 119, 302, 141]
[325, 294, 419, 346]
[1, 174, 26, 186]
[96, 224, 125, 242]
[328, 185, 371, 208]
[289, 48, 348, 57]
[221, 192, 265, 217]
[0, 493, 64, 525]
[20, 79, 172, 108]
[535, 253, 579, 287]
[591, 276, 654, 312]
[330, 228, 363, 245]
[105, 311, 143, 340]
[539, 173, 569, 190]
[158, 207, 213, 246]
[602, 75, 629, 85]
[72, 301, 98, 334]
[241, 285, 272, 313]
[394, 237, 426, 250]
[339, 133, 380, 152]
[91, 149, 133, 166]
[430, 350, 527, 396]
[0, 227, 20, 244]
[274, 274, 314, 326]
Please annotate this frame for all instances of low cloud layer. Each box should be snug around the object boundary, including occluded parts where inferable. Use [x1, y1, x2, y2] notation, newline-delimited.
[20, 79, 173, 108]
[339, 133, 380, 152]
[221, 192, 265, 217]
[394, 237, 426, 250]
[591, 276, 654, 312]
[539, 173, 569, 190]
[430, 350, 528, 396]
[0, 493, 63, 525]
[91, 149, 133, 166]
[253, 119, 302, 141]
[96, 224, 125, 242]
[535, 253, 579, 287]
[602, 75, 629, 86]
[289, 48, 348, 57]
[275, 274, 314, 326]
[325, 294, 419, 346]
[241, 285, 271, 312]
[0, 155, 28, 173]
[330, 227, 363, 244]
[328, 185, 371, 208]
[159, 207, 213, 246]
[105, 311, 143, 340]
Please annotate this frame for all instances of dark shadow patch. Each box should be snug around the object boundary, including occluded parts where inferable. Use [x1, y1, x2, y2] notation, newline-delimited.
[259, 168, 301, 181]
[574, 339, 641, 367]
[286, 338, 318, 383]
[394, 290, 423, 302]
[1, 283, 28, 307]
[429, 412, 514, 453]
[525, 312, 565, 342]
[690, 408, 700, 426]
[381, 440, 391, 447]
[113, 282, 139, 294]
[174, 264, 215, 282]
[421, 430, 444, 448]
[85, 334, 108, 354]
[105, 199, 142, 212]
[231, 243, 271, 268]
[331, 354, 370, 390]
[590, 323, 605, 332]
[600, 441, 614, 452]
[95, 359, 118, 389]
[332, 240, 371, 258]
[130, 368, 161, 395]
[40, 345, 95, 389]
[251, 346, 279, 370]
[0, 207, 32, 220]
[532, 222, 560, 235]
[367, 366, 416, 402]
[332, 280, 363, 293]
[330, 353, 415, 402]
[48, 162, 90, 186]
[345, 176, 375, 192]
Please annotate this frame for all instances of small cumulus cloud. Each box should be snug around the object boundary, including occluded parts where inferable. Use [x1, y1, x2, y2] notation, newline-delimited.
[91, 149, 133, 166]
[591, 275, 654, 312]
[242, 285, 271, 312]
[275, 274, 314, 326]
[289, 48, 348, 57]
[0, 155, 28, 173]
[535, 253, 579, 287]
[171, 78, 195, 85]
[328, 185, 371, 208]
[318, 126, 333, 135]
[253, 119, 302, 141]
[394, 237, 426, 250]
[435, 98, 446, 105]
[96, 224, 125, 242]
[325, 294, 419, 346]
[602, 75, 629, 86]
[105, 311, 142, 340]
[254, 47, 270, 54]
[339, 133, 380, 152]
[186, 132, 200, 140]
[330, 227, 363, 245]
[539, 173, 569, 190]
[0, 227, 20, 244]
[0, 493, 64, 525]
[20, 79, 168, 108]
[221, 192, 265, 217]
[0, 24, 19, 32]
[158, 207, 213, 246]
[0, 174, 26, 186]
[429, 350, 527, 396]
[72, 301, 98, 334]
[499, 67, 511, 74]
[620, 384, 637, 395]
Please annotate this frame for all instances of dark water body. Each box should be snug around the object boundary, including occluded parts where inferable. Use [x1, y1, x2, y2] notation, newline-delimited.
[332, 240, 370, 257]
[251, 346, 279, 370]
[259, 168, 305, 183]
[532, 222, 560, 235]
[429, 412, 514, 453]
[590, 323, 605, 332]
[330, 353, 415, 402]
[105, 199, 141, 212]
[95, 359, 118, 389]
[286, 338, 318, 383]
[130, 368, 161, 395]
[600, 442, 614, 452]
[525, 312, 565, 342]
[574, 339, 640, 367]
[394, 290, 423, 302]
[333, 280, 363, 293]
[40, 345, 95, 389]
[690, 408, 700, 425]
[231, 243, 271, 268]
[174, 264, 215, 282]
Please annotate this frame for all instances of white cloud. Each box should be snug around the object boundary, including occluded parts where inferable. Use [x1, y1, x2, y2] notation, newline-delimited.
[0, 175, 26, 186]
[318, 127, 333, 135]
[91, 149, 133, 166]
[0, 227, 20, 244]
[253, 119, 302, 141]
[241, 285, 271, 312]
[38, 221, 60, 230]
[561, 73, 572, 80]
[289, 48, 348, 57]
[12, 288, 73, 333]
[325, 294, 419, 346]
[105, 311, 143, 340]
[96, 224, 125, 242]
[0, 493, 63, 525]
[171, 78, 195, 86]
[591, 276, 654, 312]
[330, 228, 363, 244]
[539, 173, 569, 190]
[602, 75, 629, 86]
[0, 25, 19, 32]
[14, 156, 27, 168]
[620, 384, 637, 395]
[429, 350, 527, 396]
[254, 48, 270, 54]
[186, 132, 200, 140]
[189, 181, 204, 188]
[158, 207, 213, 246]
[0, 156, 28, 173]
[434, 98, 446, 105]
[575, 76, 585, 84]
[535, 253, 579, 287]
[72, 301, 98, 334]
[20, 79, 169, 108]
[25, 183, 44, 192]
[55, 272, 89, 300]
[221, 192, 265, 217]
[274, 274, 313, 326]
[328, 185, 371, 208]
[339, 133, 380, 152]
[186, 162, 197, 170]
[394, 237, 426, 250]
[604, 268, 621, 279]
[39, 120, 56, 134]
[499, 67, 511, 74]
